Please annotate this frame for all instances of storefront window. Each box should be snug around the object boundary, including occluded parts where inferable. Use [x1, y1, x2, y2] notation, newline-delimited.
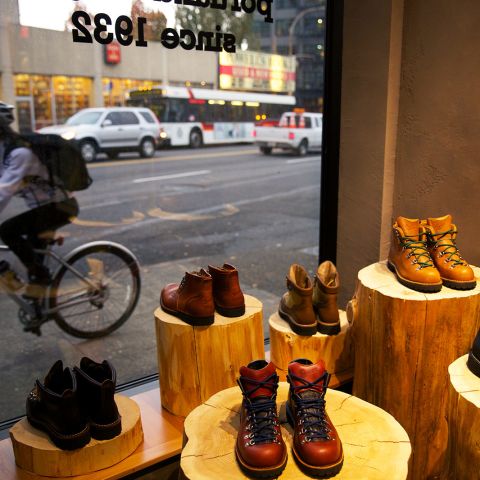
[0, 0, 326, 426]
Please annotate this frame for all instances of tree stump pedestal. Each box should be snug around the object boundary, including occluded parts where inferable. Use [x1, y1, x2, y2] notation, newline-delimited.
[9, 395, 143, 477]
[180, 383, 411, 479]
[350, 261, 480, 479]
[269, 311, 354, 388]
[155, 294, 264, 417]
[446, 354, 480, 479]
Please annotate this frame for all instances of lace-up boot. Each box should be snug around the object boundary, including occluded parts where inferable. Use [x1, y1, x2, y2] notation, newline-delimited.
[26, 360, 90, 450]
[467, 328, 480, 377]
[74, 357, 121, 440]
[313, 261, 341, 335]
[388, 216, 442, 292]
[160, 269, 214, 325]
[208, 263, 245, 317]
[235, 360, 287, 478]
[287, 359, 343, 478]
[278, 264, 317, 336]
[424, 215, 476, 290]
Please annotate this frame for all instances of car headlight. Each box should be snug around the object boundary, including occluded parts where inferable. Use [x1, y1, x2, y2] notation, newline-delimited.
[61, 130, 76, 140]
[160, 131, 168, 139]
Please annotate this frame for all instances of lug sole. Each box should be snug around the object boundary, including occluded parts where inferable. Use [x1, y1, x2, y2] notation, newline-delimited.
[441, 277, 477, 290]
[160, 298, 214, 326]
[235, 444, 287, 478]
[27, 415, 90, 450]
[286, 404, 343, 478]
[387, 262, 442, 293]
[215, 304, 246, 318]
[90, 416, 122, 440]
[278, 307, 317, 336]
[467, 350, 480, 378]
[317, 320, 341, 336]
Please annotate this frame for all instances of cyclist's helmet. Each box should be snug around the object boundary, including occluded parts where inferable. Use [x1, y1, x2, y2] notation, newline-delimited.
[0, 102, 15, 127]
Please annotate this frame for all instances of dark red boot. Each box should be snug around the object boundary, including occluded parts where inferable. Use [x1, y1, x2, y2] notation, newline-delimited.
[287, 359, 343, 478]
[235, 360, 287, 478]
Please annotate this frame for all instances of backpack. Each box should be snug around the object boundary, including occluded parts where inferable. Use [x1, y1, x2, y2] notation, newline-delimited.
[3, 133, 93, 192]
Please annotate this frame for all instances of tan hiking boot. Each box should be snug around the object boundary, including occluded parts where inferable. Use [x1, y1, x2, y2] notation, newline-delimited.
[424, 214, 476, 290]
[388, 216, 442, 293]
[278, 264, 317, 336]
[313, 261, 341, 335]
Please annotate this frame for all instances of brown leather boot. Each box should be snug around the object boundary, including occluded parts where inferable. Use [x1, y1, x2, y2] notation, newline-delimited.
[278, 264, 317, 336]
[388, 216, 442, 293]
[235, 360, 287, 478]
[424, 215, 476, 290]
[160, 269, 214, 326]
[287, 359, 343, 477]
[208, 263, 245, 317]
[313, 261, 341, 335]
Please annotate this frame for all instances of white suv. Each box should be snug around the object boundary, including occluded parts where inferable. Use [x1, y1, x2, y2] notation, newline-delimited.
[39, 107, 167, 162]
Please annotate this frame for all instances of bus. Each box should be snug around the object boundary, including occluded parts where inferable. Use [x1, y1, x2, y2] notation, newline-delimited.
[126, 85, 296, 148]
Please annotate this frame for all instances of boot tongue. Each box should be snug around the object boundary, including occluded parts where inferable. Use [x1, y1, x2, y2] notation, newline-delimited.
[239, 361, 277, 399]
[288, 360, 326, 395]
[44, 360, 72, 395]
[427, 215, 453, 235]
[397, 217, 422, 237]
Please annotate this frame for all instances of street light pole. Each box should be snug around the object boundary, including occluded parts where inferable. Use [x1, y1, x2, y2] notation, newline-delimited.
[288, 6, 325, 57]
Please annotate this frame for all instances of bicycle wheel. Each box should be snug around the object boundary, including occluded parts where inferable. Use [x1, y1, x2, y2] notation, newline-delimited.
[50, 242, 141, 338]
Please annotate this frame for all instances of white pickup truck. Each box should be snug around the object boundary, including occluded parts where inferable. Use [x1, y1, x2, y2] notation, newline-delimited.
[253, 112, 323, 156]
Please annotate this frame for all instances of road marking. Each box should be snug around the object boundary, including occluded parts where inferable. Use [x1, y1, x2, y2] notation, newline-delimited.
[286, 156, 322, 164]
[88, 148, 258, 169]
[133, 170, 211, 184]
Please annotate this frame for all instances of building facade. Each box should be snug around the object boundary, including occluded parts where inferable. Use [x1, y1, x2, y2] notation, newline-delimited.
[0, 0, 217, 132]
[253, 0, 326, 111]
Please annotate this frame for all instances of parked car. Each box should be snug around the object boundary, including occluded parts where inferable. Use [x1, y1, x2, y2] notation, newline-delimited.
[39, 107, 168, 162]
[253, 112, 323, 156]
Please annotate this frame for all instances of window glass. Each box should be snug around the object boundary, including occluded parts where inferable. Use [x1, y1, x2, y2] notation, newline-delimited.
[139, 111, 155, 123]
[0, 0, 326, 424]
[119, 111, 140, 125]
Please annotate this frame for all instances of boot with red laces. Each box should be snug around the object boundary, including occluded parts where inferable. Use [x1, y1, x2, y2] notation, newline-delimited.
[235, 360, 287, 478]
[287, 359, 343, 478]
[424, 214, 476, 290]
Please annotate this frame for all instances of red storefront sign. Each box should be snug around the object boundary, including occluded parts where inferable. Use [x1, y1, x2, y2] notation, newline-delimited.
[104, 42, 121, 65]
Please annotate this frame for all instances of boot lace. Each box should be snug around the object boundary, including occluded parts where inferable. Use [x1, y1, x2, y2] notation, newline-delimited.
[287, 371, 331, 442]
[237, 373, 280, 446]
[428, 229, 466, 267]
[399, 233, 433, 269]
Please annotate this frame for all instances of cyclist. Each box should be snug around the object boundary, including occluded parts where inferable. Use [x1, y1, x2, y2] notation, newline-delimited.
[0, 101, 79, 297]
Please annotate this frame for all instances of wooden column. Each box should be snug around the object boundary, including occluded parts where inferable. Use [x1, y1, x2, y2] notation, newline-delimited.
[9, 395, 143, 477]
[350, 262, 480, 480]
[269, 311, 353, 388]
[446, 355, 480, 480]
[155, 294, 264, 417]
[180, 383, 411, 480]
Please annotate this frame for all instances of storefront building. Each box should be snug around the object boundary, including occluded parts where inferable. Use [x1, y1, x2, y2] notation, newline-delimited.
[0, 16, 217, 132]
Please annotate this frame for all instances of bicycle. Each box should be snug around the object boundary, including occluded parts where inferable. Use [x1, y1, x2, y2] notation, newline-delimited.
[0, 233, 141, 338]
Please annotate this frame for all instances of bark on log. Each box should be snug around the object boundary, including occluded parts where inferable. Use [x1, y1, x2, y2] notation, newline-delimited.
[446, 354, 480, 480]
[269, 310, 353, 388]
[181, 383, 411, 479]
[155, 294, 265, 417]
[351, 261, 480, 480]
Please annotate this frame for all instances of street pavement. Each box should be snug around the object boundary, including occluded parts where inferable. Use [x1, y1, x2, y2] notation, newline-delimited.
[0, 144, 321, 421]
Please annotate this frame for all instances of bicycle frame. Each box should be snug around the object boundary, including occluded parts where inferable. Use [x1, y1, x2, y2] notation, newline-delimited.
[0, 244, 102, 318]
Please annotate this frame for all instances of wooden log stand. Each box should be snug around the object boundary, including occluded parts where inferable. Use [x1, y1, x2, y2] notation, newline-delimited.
[9, 395, 143, 477]
[180, 382, 411, 480]
[155, 294, 264, 418]
[349, 261, 480, 480]
[269, 310, 353, 388]
[446, 354, 480, 480]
